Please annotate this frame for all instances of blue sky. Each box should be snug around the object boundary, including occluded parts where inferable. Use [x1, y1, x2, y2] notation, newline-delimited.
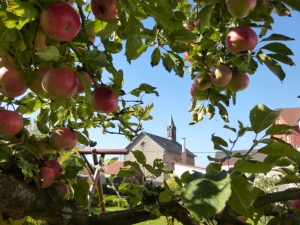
[86, 10, 300, 167]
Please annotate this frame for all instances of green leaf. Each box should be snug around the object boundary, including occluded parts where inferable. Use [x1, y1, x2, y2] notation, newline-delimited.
[6, 1, 37, 18]
[183, 171, 231, 219]
[132, 150, 146, 165]
[0, 146, 12, 169]
[276, 158, 291, 167]
[80, 50, 109, 67]
[168, 51, 184, 77]
[18, 156, 33, 179]
[267, 53, 295, 66]
[170, 29, 197, 42]
[228, 176, 257, 218]
[130, 83, 159, 97]
[159, 189, 173, 203]
[234, 159, 272, 173]
[211, 134, 228, 147]
[72, 178, 89, 207]
[261, 43, 293, 56]
[37, 121, 50, 134]
[123, 161, 141, 171]
[37, 45, 61, 61]
[265, 124, 293, 136]
[117, 168, 136, 177]
[206, 163, 221, 174]
[161, 53, 173, 73]
[19, 144, 39, 159]
[46, 184, 60, 201]
[206, 104, 215, 120]
[125, 15, 143, 61]
[276, 175, 300, 185]
[75, 131, 89, 146]
[150, 47, 161, 67]
[144, 204, 161, 217]
[250, 104, 282, 134]
[258, 142, 300, 158]
[198, 5, 213, 33]
[257, 52, 286, 81]
[218, 103, 229, 122]
[95, 18, 120, 37]
[223, 125, 236, 133]
[261, 33, 295, 42]
[141, 2, 174, 32]
[76, 71, 92, 102]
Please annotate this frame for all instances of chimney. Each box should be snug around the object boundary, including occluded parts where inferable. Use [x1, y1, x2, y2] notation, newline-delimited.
[181, 138, 187, 164]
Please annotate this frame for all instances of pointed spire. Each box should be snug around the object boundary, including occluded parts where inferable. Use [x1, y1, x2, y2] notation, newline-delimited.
[167, 114, 176, 142]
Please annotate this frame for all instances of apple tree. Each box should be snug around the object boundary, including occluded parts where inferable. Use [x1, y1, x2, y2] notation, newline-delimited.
[1, 0, 300, 224]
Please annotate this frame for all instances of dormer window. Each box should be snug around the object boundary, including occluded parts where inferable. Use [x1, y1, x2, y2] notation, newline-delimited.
[141, 141, 146, 147]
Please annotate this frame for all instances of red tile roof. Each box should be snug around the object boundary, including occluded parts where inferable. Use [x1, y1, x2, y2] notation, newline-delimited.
[275, 108, 300, 126]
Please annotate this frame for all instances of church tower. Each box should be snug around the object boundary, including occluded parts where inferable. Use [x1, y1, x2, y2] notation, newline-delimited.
[167, 114, 176, 142]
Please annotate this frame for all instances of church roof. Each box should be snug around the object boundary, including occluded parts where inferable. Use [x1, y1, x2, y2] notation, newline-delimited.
[168, 114, 176, 128]
[126, 132, 196, 157]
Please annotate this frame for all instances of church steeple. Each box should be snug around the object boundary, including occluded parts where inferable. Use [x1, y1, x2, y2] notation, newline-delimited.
[167, 114, 176, 142]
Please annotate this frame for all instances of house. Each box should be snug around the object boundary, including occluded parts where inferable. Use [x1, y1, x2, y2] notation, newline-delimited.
[124, 115, 197, 184]
[273, 107, 300, 149]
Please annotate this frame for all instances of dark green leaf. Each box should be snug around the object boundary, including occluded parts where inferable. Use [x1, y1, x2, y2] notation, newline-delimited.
[37, 121, 50, 134]
[198, 5, 213, 33]
[125, 15, 143, 61]
[80, 50, 109, 67]
[257, 52, 286, 81]
[124, 161, 141, 171]
[150, 48, 161, 67]
[183, 171, 231, 219]
[250, 104, 282, 134]
[265, 124, 293, 136]
[211, 134, 228, 147]
[117, 168, 136, 177]
[130, 83, 159, 97]
[261, 43, 293, 55]
[280, 0, 300, 12]
[223, 125, 236, 133]
[234, 159, 272, 173]
[258, 142, 300, 158]
[206, 163, 221, 174]
[161, 53, 173, 73]
[168, 51, 184, 77]
[218, 103, 229, 122]
[267, 53, 295, 66]
[261, 33, 295, 42]
[72, 178, 89, 207]
[170, 29, 197, 42]
[75, 131, 89, 146]
[228, 176, 256, 218]
[132, 150, 146, 165]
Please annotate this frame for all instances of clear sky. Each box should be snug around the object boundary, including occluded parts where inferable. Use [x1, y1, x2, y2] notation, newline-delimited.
[85, 9, 300, 167]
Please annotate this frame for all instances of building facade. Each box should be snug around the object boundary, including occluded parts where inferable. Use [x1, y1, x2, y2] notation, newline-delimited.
[125, 115, 196, 184]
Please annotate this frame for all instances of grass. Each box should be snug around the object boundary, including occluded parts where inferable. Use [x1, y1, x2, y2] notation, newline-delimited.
[89, 206, 182, 225]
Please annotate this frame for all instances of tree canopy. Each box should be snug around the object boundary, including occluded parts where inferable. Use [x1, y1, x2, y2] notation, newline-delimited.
[1, 0, 300, 224]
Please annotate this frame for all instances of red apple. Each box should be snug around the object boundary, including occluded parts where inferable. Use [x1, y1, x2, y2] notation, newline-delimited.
[227, 0, 257, 18]
[226, 26, 258, 56]
[189, 84, 209, 100]
[29, 68, 50, 96]
[210, 65, 232, 87]
[0, 110, 23, 136]
[40, 2, 81, 42]
[39, 166, 56, 188]
[0, 55, 14, 67]
[35, 137, 57, 158]
[53, 181, 70, 199]
[91, 0, 119, 22]
[49, 127, 78, 151]
[184, 24, 195, 31]
[75, 71, 93, 94]
[44, 160, 62, 179]
[228, 72, 250, 92]
[193, 73, 212, 90]
[90, 86, 118, 113]
[42, 68, 78, 98]
[291, 199, 300, 210]
[0, 66, 28, 98]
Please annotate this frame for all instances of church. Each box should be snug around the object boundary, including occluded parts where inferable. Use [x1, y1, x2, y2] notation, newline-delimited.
[124, 115, 196, 184]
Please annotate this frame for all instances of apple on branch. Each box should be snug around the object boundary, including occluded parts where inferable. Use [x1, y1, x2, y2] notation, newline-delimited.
[35, 137, 57, 159]
[44, 160, 62, 179]
[40, 2, 81, 42]
[0, 66, 28, 98]
[227, 0, 257, 18]
[0, 110, 23, 136]
[91, 0, 119, 22]
[228, 72, 250, 92]
[42, 68, 78, 98]
[49, 127, 78, 152]
[90, 86, 119, 113]
[39, 166, 56, 189]
[226, 26, 258, 56]
[53, 181, 70, 200]
[210, 65, 233, 87]
[189, 84, 209, 101]
[193, 73, 212, 91]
